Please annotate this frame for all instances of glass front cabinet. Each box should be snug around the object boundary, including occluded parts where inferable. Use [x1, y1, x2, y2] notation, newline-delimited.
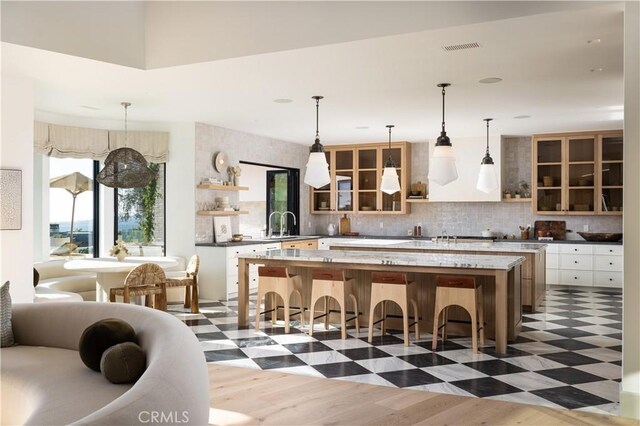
[310, 142, 410, 215]
[532, 131, 623, 215]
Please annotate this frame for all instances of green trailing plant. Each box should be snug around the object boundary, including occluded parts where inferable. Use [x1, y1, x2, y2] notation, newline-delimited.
[118, 163, 162, 244]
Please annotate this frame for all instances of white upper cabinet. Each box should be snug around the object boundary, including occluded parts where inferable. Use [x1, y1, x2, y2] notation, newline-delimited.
[428, 135, 502, 202]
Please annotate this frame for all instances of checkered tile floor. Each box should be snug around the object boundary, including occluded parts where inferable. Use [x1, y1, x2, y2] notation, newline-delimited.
[168, 288, 622, 416]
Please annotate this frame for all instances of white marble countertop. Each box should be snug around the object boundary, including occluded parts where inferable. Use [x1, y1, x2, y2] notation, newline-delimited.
[330, 240, 547, 253]
[238, 249, 525, 270]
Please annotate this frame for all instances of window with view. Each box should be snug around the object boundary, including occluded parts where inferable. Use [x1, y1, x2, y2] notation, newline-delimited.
[49, 158, 97, 258]
[115, 163, 166, 257]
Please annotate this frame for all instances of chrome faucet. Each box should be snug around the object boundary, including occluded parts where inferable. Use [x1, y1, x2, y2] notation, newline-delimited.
[267, 211, 281, 238]
[439, 229, 449, 244]
[280, 211, 297, 237]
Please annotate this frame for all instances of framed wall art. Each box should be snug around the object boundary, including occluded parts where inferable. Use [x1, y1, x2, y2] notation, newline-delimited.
[0, 169, 22, 230]
[213, 216, 232, 243]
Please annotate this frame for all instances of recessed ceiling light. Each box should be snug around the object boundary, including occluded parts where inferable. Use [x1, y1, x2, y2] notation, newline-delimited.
[80, 105, 100, 110]
[355, 126, 370, 130]
[273, 98, 293, 104]
[479, 77, 502, 84]
[587, 38, 601, 44]
[590, 68, 604, 73]
[514, 115, 531, 119]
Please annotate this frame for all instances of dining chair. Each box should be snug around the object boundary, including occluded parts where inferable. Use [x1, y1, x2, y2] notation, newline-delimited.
[165, 255, 200, 313]
[109, 263, 167, 311]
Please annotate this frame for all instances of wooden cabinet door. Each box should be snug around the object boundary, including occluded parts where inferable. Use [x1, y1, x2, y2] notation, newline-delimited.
[533, 137, 565, 214]
[598, 132, 623, 215]
[565, 135, 596, 214]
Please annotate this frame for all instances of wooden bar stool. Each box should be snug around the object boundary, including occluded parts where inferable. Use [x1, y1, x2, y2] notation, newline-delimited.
[432, 275, 485, 353]
[308, 269, 360, 340]
[255, 266, 305, 333]
[368, 272, 419, 346]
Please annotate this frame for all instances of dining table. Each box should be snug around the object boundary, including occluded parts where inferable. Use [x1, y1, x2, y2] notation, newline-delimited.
[64, 256, 179, 302]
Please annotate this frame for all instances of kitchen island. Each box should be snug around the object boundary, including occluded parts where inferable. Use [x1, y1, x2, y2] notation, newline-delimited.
[330, 240, 547, 312]
[237, 249, 525, 354]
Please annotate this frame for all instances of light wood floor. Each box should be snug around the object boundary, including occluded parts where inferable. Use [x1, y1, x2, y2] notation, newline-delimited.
[208, 365, 636, 426]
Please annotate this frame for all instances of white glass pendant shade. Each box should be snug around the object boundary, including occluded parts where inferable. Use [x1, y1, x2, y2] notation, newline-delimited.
[432, 144, 455, 159]
[304, 152, 331, 189]
[428, 156, 458, 186]
[476, 163, 498, 193]
[380, 167, 401, 195]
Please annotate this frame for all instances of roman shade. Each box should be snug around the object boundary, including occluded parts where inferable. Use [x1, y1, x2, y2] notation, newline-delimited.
[34, 122, 169, 163]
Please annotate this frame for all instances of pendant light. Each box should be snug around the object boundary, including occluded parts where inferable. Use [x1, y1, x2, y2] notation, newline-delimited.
[303, 96, 331, 189]
[96, 102, 156, 188]
[428, 83, 458, 186]
[380, 125, 401, 194]
[476, 118, 499, 193]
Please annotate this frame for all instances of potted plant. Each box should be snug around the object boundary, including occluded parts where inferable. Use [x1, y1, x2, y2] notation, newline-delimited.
[519, 180, 530, 198]
[503, 190, 511, 199]
[515, 190, 521, 199]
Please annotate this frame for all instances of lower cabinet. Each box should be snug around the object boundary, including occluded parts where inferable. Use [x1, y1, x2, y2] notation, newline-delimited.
[546, 243, 623, 288]
[196, 242, 281, 300]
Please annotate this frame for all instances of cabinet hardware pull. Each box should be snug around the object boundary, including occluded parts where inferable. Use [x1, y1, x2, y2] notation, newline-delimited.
[609, 262, 613, 265]
[574, 277, 578, 279]
[609, 278, 613, 281]
[574, 261, 578, 264]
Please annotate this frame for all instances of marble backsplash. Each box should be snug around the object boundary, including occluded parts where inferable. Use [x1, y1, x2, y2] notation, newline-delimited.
[311, 201, 622, 239]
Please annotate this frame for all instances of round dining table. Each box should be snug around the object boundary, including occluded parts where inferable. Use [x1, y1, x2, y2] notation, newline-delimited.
[64, 256, 179, 302]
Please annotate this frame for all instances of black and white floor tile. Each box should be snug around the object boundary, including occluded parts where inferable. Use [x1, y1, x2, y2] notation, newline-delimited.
[169, 288, 622, 416]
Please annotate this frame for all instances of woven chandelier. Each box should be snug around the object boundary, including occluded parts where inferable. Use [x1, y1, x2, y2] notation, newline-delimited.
[96, 102, 156, 188]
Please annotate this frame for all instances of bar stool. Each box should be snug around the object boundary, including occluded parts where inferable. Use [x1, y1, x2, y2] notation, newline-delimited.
[308, 269, 360, 339]
[432, 275, 485, 353]
[368, 272, 419, 346]
[255, 266, 305, 333]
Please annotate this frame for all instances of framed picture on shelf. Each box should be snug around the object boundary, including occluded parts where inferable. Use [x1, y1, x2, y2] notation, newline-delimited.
[213, 216, 232, 242]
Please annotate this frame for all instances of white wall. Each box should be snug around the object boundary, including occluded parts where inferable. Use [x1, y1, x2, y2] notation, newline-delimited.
[622, 0, 640, 419]
[0, 77, 35, 302]
[33, 112, 196, 263]
[428, 135, 502, 202]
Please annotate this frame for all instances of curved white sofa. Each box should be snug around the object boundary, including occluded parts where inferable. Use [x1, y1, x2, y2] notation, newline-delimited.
[35, 260, 97, 301]
[1, 302, 209, 425]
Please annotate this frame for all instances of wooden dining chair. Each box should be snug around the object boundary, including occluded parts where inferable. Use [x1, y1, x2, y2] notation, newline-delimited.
[165, 255, 200, 313]
[109, 263, 167, 311]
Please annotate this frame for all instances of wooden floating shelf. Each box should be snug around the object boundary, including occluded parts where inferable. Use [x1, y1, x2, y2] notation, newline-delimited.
[502, 198, 532, 203]
[197, 183, 249, 191]
[406, 198, 429, 204]
[197, 210, 249, 216]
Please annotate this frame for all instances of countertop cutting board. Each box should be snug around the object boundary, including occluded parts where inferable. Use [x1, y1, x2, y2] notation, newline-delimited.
[534, 220, 566, 240]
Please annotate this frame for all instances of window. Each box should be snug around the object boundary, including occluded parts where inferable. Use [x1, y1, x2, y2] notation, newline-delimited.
[114, 163, 166, 256]
[49, 158, 98, 258]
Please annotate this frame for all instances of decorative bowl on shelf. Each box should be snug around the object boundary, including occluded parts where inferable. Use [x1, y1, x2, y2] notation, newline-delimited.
[231, 234, 244, 242]
[577, 232, 622, 242]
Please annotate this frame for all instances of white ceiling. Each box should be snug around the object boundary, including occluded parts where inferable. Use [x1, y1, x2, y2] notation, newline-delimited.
[1, 2, 624, 145]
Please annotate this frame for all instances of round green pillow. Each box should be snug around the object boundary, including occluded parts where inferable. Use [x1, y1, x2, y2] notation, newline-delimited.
[79, 318, 137, 372]
[100, 342, 146, 384]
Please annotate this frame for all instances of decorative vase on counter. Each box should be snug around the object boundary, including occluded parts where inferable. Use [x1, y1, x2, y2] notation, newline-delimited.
[327, 223, 336, 236]
[116, 251, 126, 262]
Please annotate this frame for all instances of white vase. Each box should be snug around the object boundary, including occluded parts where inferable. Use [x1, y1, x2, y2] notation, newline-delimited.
[116, 252, 126, 262]
[327, 223, 336, 236]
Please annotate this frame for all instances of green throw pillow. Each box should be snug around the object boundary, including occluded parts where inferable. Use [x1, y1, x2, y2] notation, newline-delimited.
[1, 281, 14, 347]
[79, 318, 137, 372]
[100, 342, 146, 384]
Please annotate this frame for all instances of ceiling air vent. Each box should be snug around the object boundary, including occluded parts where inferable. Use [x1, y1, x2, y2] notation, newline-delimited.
[442, 42, 481, 52]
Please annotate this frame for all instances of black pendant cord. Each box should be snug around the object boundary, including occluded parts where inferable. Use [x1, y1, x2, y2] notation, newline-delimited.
[486, 119, 490, 155]
[441, 86, 446, 133]
[315, 97, 320, 140]
[481, 118, 494, 165]
[310, 96, 325, 152]
[385, 125, 395, 167]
